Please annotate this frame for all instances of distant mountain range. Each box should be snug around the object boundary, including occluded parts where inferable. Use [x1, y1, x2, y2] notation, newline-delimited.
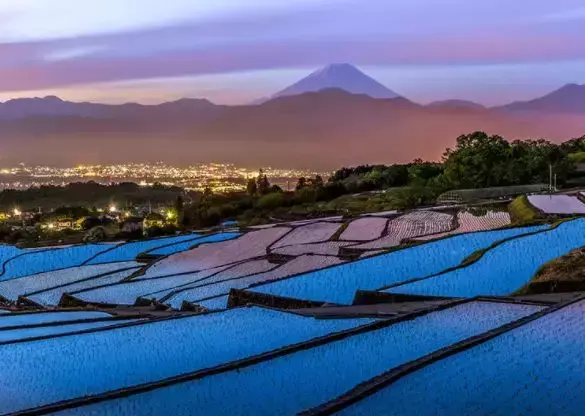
[1, 64, 583, 119]
[495, 83, 585, 114]
[0, 64, 584, 168]
[0, 95, 221, 122]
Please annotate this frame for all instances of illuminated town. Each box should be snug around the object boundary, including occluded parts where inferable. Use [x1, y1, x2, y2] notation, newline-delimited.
[0, 163, 330, 192]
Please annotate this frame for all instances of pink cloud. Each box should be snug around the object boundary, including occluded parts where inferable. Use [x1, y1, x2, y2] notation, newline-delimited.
[0, 0, 585, 93]
[1, 32, 584, 93]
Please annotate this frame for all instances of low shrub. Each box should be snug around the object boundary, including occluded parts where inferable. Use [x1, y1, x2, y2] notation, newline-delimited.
[256, 193, 286, 210]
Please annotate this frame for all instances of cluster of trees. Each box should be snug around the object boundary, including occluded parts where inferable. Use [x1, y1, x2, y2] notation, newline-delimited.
[245, 169, 280, 196]
[442, 132, 576, 189]
[329, 132, 583, 192]
[328, 160, 444, 194]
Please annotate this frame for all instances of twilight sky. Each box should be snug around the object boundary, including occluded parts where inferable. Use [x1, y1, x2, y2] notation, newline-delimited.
[2, 0, 585, 106]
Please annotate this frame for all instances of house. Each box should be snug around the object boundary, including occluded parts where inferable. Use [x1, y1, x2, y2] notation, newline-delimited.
[121, 217, 144, 234]
[42, 218, 79, 231]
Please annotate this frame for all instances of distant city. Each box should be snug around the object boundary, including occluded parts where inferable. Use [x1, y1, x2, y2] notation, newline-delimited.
[0, 163, 329, 193]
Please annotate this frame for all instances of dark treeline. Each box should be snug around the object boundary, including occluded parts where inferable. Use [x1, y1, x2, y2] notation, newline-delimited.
[0, 181, 189, 211]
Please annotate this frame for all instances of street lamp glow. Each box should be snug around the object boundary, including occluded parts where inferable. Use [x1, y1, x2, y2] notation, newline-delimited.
[109, 205, 117, 213]
[13, 208, 21, 216]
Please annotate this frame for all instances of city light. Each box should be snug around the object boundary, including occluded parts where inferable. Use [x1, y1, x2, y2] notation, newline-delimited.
[0, 163, 330, 193]
[109, 205, 117, 213]
[13, 208, 21, 216]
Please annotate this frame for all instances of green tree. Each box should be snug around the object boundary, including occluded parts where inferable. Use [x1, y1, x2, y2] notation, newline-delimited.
[257, 192, 285, 210]
[443, 132, 572, 189]
[408, 160, 444, 184]
[443, 131, 511, 188]
[562, 136, 585, 154]
[256, 169, 271, 195]
[312, 175, 324, 188]
[246, 178, 258, 196]
[294, 187, 318, 204]
[174, 195, 185, 225]
[296, 177, 307, 191]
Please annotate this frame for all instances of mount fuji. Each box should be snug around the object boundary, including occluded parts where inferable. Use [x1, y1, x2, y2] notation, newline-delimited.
[261, 63, 401, 103]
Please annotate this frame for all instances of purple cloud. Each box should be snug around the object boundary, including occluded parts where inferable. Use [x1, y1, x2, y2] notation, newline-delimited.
[1, 0, 585, 93]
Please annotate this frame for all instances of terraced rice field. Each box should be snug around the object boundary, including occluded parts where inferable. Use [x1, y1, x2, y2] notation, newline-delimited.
[271, 222, 341, 248]
[340, 217, 388, 241]
[350, 211, 454, 250]
[0, 210, 551, 310]
[196, 295, 230, 310]
[140, 228, 290, 278]
[0, 308, 370, 414]
[41, 301, 542, 415]
[144, 232, 240, 256]
[165, 255, 345, 309]
[415, 210, 511, 241]
[70, 265, 232, 306]
[341, 299, 585, 415]
[0, 244, 118, 281]
[0, 310, 113, 328]
[0, 262, 141, 302]
[25, 266, 143, 306]
[388, 219, 585, 298]
[2, 207, 584, 415]
[0, 245, 23, 266]
[249, 225, 546, 304]
[0, 317, 141, 343]
[528, 194, 585, 215]
[271, 241, 354, 257]
[85, 234, 202, 264]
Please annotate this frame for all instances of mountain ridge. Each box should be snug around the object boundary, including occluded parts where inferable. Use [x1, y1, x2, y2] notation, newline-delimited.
[2, 74, 585, 119]
[0, 96, 221, 121]
[495, 83, 585, 114]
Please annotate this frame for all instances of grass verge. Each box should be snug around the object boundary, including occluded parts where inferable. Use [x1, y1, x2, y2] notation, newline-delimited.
[516, 246, 585, 295]
[508, 195, 542, 224]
